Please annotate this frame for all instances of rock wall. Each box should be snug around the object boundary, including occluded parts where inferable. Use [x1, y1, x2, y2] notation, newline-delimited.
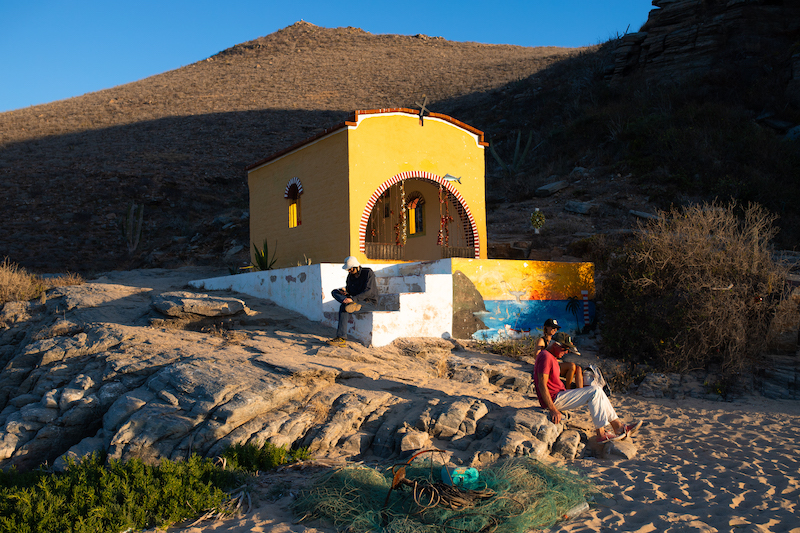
[612, 0, 800, 104]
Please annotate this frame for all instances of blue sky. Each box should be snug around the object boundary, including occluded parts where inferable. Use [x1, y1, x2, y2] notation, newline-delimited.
[0, 1, 653, 113]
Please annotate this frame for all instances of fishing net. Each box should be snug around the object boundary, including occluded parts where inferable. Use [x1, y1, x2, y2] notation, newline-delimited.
[291, 455, 598, 533]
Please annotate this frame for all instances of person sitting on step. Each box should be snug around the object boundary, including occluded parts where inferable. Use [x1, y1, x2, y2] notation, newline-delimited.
[327, 256, 378, 346]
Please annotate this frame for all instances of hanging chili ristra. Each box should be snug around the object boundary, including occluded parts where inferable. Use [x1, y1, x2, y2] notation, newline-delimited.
[443, 192, 454, 246]
[399, 180, 407, 246]
[437, 184, 444, 245]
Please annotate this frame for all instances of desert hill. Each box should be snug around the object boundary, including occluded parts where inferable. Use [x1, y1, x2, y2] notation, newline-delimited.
[0, 22, 583, 273]
[2, 0, 800, 276]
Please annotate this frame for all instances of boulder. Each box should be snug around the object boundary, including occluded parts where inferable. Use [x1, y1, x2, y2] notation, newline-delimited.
[0, 302, 32, 326]
[535, 180, 569, 197]
[399, 428, 433, 453]
[602, 438, 638, 460]
[151, 291, 249, 317]
[53, 429, 111, 471]
[498, 430, 548, 459]
[611, 0, 800, 86]
[552, 429, 583, 460]
[433, 399, 476, 439]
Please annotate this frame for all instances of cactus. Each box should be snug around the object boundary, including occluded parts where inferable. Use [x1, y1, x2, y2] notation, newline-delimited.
[489, 130, 540, 178]
[122, 202, 144, 254]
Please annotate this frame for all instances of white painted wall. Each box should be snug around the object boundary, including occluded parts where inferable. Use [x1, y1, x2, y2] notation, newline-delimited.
[190, 264, 325, 320]
[190, 260, 455, 347]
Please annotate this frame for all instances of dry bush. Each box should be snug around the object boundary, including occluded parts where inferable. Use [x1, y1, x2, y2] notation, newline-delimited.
[0, 258, 84, 306]
[480, 337, 541, 360]
[601, 201, 788, 376]
[44, 272, 84, 288]
[0, 258, 45, 305]
[308, 396, 332, 425]
[567, 233, 636, 270]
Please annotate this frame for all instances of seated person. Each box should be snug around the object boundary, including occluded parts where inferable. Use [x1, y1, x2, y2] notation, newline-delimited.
[533, 318, 583, 389]
[327, 256, 378, 346]
[534, 332, 641, 443]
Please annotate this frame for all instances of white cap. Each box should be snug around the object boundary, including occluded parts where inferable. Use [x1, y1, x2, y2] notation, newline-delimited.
[343, 256, 360, 270]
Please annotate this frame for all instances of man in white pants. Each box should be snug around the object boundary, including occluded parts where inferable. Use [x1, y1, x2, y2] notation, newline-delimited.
[534, 332, 642, 443]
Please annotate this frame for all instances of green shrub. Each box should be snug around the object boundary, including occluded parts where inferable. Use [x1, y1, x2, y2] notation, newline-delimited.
[0, 453, 237, 533]
[600, 201, 788, 375]
[221, 441, 311, 473]
[0, 442, 312, 533]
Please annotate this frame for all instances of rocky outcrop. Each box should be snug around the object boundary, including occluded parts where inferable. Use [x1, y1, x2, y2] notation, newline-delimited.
[612, 0, 800, 104]
[0, 269, 609, 472]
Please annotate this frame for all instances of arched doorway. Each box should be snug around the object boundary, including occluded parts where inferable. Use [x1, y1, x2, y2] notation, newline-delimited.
[359, 171, 479, 261]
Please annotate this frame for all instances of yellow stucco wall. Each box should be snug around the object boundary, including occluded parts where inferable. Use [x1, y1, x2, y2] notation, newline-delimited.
[248, 111, 487, 268]
[347, 113, 487, 263]
[248, 131, 350, 268]
[451, 258, 596, 300]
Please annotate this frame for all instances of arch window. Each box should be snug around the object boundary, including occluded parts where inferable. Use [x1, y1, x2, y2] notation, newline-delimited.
[284, 177, 303, 228]
[406, 192, 425, 236]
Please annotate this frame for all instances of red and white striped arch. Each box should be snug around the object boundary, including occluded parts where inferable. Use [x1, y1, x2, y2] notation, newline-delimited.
[358, 170, 480, 259]
[284, 177, 303, 198]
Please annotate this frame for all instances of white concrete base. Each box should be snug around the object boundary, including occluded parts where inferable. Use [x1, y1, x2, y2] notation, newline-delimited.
[190, 260, 455, 347]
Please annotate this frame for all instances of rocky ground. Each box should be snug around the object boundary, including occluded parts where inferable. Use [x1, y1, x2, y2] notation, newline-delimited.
[0, 267, 640, 474]
[0, 269, 579, 468]
[3, 266, 797, 476]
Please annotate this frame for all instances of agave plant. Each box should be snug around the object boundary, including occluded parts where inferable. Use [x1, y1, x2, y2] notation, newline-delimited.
[252, 239, 278, 270]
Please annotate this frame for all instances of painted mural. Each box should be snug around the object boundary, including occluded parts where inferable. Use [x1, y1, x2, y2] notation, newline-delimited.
[451, 258, 595, 342]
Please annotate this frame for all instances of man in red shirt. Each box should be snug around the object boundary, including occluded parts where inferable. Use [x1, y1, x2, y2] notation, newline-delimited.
[534, 332, 642, 443]
[533, 318, 583, 389]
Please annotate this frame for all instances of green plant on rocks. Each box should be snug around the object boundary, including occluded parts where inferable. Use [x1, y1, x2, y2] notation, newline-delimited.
[221, 441, 311, 473]
[0, 453, 237, 533]
[0, 442, 309, 533]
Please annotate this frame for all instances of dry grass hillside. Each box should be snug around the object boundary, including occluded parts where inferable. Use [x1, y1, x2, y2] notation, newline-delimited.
[0, 22, 583, 273]
[2, 18, 798, 276]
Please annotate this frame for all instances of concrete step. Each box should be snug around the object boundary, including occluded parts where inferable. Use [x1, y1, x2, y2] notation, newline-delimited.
[376, 273, 425, 295]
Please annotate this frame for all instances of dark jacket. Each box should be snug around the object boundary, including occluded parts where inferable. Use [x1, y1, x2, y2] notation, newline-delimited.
[346, 267, 378, 305]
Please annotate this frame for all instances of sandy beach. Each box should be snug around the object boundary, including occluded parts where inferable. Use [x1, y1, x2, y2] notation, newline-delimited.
[154, 392, 800, 533]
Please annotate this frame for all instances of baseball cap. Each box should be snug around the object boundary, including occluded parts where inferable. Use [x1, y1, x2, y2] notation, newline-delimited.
[343, 256, 361, 270]
[543, 318, 561, 329]
[552, 331, 581, 355]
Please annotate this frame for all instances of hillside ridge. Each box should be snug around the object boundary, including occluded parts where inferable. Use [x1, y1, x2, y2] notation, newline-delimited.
[0, 22, 584, 273]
